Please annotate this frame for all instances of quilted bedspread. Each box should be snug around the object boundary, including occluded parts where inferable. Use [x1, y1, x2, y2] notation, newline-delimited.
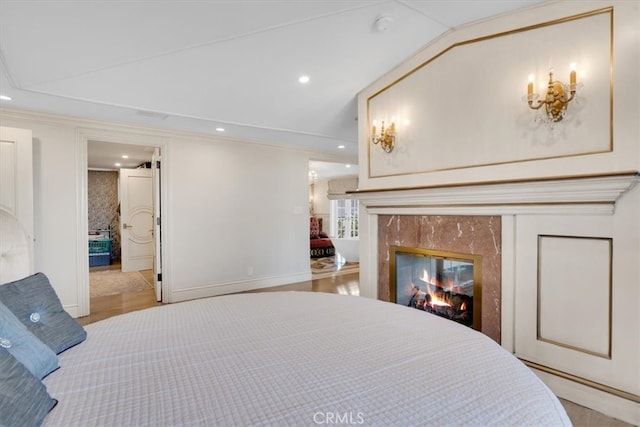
[43, 292, 571, 426]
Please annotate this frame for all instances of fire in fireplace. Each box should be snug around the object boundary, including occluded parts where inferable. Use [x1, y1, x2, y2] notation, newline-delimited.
[390, 246, 482, 330]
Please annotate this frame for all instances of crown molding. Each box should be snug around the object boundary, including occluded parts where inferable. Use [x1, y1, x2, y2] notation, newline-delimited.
[0, 107, 357, 163]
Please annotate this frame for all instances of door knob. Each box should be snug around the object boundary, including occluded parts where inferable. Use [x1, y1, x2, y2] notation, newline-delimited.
[123, 223, 132, 229]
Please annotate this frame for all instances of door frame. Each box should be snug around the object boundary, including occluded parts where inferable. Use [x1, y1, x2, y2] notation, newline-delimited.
[76, 127, 170, 316]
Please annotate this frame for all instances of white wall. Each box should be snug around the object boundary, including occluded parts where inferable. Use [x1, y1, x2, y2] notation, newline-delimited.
[0, 109, 313, 310]
[167, 135, 311, 301]
[311, 177, 330, 229]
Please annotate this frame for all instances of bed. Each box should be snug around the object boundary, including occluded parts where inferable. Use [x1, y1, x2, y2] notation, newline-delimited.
[0, 209, 572, 426]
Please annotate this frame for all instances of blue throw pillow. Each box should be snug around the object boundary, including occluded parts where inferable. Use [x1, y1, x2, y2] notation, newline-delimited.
[0, 301, 58, 379]
[0, 272, 87, 354]
[0, 348, 58, 427]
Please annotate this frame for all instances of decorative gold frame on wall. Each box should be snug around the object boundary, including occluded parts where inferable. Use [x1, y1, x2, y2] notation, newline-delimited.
[366, 7, 614, 179]
[389, 246, 483, 331]
[536, 234, 613, 359]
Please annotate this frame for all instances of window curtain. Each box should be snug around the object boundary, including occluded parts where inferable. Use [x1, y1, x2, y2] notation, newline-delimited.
[327, 177, 358, 200]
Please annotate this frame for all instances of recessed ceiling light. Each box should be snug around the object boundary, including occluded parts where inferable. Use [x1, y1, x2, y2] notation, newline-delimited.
[298, 75, 310, 84]
[215, 127, 225, 132]
[0, 95, 12, 101]
[122, 155, 129, 159]
[114, 163, 121, 167]
[345, 164, 352, 168]
[338, 145, 345, 149]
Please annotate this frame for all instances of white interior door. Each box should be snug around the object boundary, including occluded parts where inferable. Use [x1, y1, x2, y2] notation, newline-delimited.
[152, 148, 162, 301]
[0, 126, 34, 274]
[119, 168, 153, 272]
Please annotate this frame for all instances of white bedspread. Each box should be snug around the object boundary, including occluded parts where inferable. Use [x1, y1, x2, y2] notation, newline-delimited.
[43, 292, 571, 426]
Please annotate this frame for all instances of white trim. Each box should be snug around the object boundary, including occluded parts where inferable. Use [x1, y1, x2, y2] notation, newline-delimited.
[62, 304, 80, 319]
[169, 272, 311, 302]
[366, 204, 617, 216]
[500, 215, 516, 353]
[74, 133, 89, 316]
[531, 368, 640, 426]
[0, 107, 357, 164]
[358, 212, 378, 299]
[354, 174, 639, 213]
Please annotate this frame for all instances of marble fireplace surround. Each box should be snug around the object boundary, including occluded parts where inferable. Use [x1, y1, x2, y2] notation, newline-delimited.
[353, 172, 639, 347]
[379, 215, 501, 342]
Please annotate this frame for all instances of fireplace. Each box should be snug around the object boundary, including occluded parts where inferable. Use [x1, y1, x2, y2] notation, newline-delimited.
[390, 246, 482, 330]
[353, 172, 639, 423]
[374, 215, 501, 343]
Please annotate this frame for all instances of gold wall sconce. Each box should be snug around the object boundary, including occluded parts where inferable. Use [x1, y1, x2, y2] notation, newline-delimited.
[371, 120, 395, 153]
[527, 64, 577, 122]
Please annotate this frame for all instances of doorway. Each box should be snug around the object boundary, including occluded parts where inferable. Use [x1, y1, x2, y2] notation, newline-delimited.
[87, 141, 161, 314]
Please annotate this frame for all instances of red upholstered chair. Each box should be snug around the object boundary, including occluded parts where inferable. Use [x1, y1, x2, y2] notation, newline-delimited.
[310, 217, 335, 258]
[310, 217, 321, 239]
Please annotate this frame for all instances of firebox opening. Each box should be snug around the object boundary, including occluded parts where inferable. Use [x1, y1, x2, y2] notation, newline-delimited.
[390, 246, 482, 330]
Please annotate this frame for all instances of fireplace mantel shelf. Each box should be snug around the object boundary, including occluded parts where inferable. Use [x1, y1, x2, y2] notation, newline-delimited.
[352, 172, 639, 216]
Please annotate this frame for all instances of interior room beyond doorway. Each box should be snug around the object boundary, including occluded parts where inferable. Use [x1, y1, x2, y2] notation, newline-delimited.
[87, 140, 158, 305]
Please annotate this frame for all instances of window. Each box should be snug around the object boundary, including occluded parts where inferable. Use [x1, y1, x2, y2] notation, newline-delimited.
[331, 199, 359, 238]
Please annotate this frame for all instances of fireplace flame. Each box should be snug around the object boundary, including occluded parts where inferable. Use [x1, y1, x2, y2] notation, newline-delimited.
[446, 277, 454, 292]
[419, 269, 452, 307]
[428, 291, 452, 307]
[420, 269, 429, 283]
[460, 301, 467, 311]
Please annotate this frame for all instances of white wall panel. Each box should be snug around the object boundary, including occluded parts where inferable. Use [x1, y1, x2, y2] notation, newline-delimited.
[367, 9, 611, 178]
[537, 235, 611, 358]
[358, 1, 639, 191]
[514, 211, 638, 396]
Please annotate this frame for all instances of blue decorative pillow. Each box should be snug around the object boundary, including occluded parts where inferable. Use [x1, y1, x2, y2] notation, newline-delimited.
[0, 272, 87, 354]
[0, 348, 58, 427]
[0, 301, 58, 379]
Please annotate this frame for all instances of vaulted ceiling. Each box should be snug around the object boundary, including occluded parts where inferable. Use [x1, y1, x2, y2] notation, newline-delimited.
[0, 0, 545, 160]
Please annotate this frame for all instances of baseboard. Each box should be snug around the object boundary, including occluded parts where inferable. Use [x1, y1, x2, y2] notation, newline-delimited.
[63, 304, 80, 319]
[528, 366, 640, 425]
[168, 272, 312, 303]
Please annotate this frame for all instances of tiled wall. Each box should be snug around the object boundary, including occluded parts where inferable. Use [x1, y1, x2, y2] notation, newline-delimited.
[88, 171, 120, 259]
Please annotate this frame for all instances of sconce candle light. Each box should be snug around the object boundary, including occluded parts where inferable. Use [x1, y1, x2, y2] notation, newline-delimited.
[527, 64, 577, 122]
[371, 119, 395, 153]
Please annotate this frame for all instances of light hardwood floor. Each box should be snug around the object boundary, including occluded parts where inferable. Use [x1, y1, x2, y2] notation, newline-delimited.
[79, 262, 358, 325]
[78, 267, 630, 427]
[78, 262, 160, 326]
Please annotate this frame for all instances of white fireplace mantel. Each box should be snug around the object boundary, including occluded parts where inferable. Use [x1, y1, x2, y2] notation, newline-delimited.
[352, 171, 640, 424]
[353, 171, 639, 301]
[352, 172, 639, 216]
